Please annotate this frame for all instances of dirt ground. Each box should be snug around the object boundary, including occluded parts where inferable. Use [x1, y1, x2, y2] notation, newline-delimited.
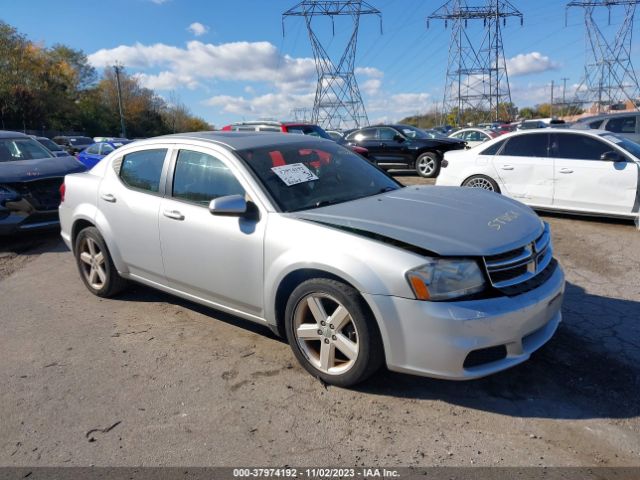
[0, 175, 639, 467]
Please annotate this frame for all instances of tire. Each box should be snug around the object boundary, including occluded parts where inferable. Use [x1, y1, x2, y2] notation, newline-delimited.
[462, 174, 501, 193]
[284, 278, 384, 387]
[74, 226, 127, 298]
[415, 152, 440, 178]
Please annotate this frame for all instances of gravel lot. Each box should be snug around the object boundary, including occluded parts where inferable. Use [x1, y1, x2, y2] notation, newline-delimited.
[0, 174, 639, 467]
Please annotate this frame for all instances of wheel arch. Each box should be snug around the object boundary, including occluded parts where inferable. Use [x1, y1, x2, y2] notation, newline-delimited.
[461, 173, 502, 193]
[272, 268, 379, 342]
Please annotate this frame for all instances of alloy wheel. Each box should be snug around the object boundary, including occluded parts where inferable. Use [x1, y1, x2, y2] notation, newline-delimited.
[465, 177, 495, 191]
[293, 293, 360, 375]
[78, 237, 107, 290]
[418, 157, 435, 176]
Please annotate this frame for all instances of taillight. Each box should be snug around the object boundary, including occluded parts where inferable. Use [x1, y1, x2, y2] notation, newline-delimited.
[59, 182, 66, 203]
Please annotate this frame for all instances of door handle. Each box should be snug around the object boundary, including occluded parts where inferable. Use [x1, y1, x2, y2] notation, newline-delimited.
[100, 193, 116, 203]
[559, 168, 574, 174]
[163, 209, 185, 221]
[500, 165, 514, 170]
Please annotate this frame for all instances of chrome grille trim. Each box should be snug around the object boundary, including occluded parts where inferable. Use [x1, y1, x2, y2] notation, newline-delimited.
[483, 223, 552, 289]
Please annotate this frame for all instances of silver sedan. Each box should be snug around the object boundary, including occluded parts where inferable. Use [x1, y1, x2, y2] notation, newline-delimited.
[59, 132, 564, 387]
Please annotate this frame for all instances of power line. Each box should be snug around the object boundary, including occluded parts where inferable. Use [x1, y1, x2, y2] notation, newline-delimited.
[566, 0, 640, 112]
[283, 1, 382, 129]
[428, 0, 523, 125]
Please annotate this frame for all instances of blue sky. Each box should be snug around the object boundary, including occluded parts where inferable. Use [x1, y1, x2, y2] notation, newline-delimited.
[2, 0, 637, 127]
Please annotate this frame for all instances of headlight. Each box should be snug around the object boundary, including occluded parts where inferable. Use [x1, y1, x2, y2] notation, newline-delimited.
[406, 258, 486, 301]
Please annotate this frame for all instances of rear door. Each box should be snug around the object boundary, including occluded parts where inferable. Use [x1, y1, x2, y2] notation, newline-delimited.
[98, 146, 170, 284]
[346, 128, 379, 159]
[550, 132, 637, 215]
[491, 132, 554, 206]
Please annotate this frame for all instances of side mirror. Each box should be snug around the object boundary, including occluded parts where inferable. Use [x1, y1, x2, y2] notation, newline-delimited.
[393, 134, 405, 143]
[600, 151, 626, 162]
[208, 194, 247, 216]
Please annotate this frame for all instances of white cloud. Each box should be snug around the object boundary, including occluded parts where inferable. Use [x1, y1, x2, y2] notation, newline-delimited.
[204, 92, 316, 119]
[362, 79, 382, 96]
[506, 52, 560, 77]
[187, 22, 209, 37]
[368, 92, 431, 116]
[355, 67, 384, 79]
[88, 40, 317, 92]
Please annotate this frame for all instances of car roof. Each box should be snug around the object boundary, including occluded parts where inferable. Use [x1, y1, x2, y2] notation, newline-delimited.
[148, 131, 334, 150]
[0, 130, 29, 139]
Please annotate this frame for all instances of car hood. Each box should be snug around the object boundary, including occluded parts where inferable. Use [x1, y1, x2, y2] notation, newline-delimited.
[0, 156, 86, 183]
[412, 137, 465, 147]
[289, 186, 544, 257]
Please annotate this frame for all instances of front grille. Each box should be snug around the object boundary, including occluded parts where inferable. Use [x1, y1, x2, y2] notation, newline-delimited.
[483, 223, 553, 291]
[9, 178, 63, 211]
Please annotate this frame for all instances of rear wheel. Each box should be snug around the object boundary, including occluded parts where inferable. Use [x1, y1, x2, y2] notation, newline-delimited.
[416, 152, 440, 178]
[462, 174, 500, 193]
[74, 227, 127, 297]
[285, 278, 384, 387]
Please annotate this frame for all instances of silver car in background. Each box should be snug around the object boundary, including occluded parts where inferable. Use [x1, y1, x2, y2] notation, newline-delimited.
[59, 132, 565, 387]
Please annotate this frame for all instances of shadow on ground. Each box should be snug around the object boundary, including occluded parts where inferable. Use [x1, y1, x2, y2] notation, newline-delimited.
[112, 277, 639, 421]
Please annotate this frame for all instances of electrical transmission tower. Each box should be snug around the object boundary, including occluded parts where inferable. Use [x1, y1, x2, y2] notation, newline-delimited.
[428, 0, 522, 125]
[291, 107, 313, 122]
[283, 1, 381, 130]
[567, 0, 640, 112]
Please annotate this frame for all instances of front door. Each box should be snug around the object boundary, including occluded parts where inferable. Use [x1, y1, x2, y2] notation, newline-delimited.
[158, 147, 266, 317]
[491, 132, 554, 206]
[550, 132, 638, 215]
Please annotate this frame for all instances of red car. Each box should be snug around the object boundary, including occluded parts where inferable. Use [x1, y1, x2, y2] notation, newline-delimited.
[220, 121, 369, 158]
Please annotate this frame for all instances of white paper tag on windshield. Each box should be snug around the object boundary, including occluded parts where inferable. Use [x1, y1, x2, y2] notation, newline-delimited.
[271, 163, 318, 186]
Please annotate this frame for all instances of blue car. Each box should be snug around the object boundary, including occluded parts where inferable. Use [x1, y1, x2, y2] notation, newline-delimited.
[76, 140, 131, 168]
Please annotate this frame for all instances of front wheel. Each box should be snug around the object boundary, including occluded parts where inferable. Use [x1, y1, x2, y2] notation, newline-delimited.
[284, 278, 384, 387]
[462, 174, 500, 193]
[415, 152, 440, 178]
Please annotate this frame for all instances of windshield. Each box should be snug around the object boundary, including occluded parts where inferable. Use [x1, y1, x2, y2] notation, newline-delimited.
[69, 137, 93, 146]
[38, 138, 64, 151]
[0, 138, 54, 162]
[286, 125, 332, 140]
[398, 126, 432, 140]
[600, 133, 640, 159]
[421, 129, 449, 139]
[238, 141, 401, 212]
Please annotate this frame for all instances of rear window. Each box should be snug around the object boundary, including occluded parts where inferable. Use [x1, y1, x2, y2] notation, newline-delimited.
[119, 149, 167, 193]
[500, 134, 549, 157]
[69, 137, 94, 146]
[287, 125, 332, 139]
[0, 138, 54, 162]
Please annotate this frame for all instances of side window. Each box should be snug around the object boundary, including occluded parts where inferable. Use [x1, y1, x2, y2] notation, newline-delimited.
[101, 144, 115, 155]
[451, 132, 463, 139]
[346, 128, 376, 142]
[588, 119, 605, 129]
[499, 134, 549, 157]
[605, 116, 636, 134]
[551, 134, 612, 161]
[172, 150, 245, 205]
[86, 144, 100, 154]
[378, 128, 398, 141]
[258, 126, 281, 132]
[480, 139, 506, 156]
[120, 149, 167, 193]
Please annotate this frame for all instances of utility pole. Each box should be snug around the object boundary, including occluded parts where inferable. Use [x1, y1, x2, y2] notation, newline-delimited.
[550, 80, 555, 118]
[561, 77, 570, 116]
[113, 63, 127, 138]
